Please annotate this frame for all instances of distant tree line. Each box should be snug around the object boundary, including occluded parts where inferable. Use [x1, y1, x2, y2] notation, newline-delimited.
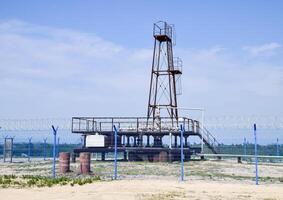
[0, 143, 80, 157]
[217, 143, 282, 156]
[0, 143, 281, 157]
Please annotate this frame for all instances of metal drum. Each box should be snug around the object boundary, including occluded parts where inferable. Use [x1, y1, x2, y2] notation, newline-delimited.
[80, 152, 91, 174]
[59, 152, 70, 173]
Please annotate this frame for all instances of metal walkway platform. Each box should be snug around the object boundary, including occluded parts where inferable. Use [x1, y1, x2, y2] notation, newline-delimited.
[72, 117, 199, 135]
[71, 117, 219, 160]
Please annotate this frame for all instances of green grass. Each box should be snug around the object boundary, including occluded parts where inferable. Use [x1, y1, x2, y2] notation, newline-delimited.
[0, 175, 101, 188]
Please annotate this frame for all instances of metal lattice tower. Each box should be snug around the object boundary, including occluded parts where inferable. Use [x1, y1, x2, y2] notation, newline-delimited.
[147, 21, 182, 126]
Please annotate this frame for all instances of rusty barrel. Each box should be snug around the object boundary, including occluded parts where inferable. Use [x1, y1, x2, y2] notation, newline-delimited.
[152, 151, 168, 162]
[59, 152, 70, 174]
[158, 151, 168, 162]
[80, 152, 91, 174]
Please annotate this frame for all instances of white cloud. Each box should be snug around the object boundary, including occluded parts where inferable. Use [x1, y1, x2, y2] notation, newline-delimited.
[0, 20, 282, 119]
[177, 45, 283, 115]
[0, 20, 151, 118]
[243, 42, 281, 56]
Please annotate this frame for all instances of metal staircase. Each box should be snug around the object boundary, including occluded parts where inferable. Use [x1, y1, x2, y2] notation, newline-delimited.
[199, 126, 220, 154]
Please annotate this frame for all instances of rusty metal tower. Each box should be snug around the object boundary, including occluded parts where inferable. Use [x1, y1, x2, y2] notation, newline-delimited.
[147, 21, 182, 127]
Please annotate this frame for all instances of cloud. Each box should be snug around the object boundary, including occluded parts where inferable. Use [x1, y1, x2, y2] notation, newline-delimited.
[177, 45, 283, 116]
[0, 20, 151, 118]
[243, 42, 281, 56]
[0, 19, 282, 119]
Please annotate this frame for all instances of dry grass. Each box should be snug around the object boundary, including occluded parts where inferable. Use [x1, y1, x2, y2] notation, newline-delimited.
[1, 158, 283, 184]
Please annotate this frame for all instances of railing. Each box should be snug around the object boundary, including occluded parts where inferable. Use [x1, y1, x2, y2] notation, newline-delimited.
[201, 127, 220, 152]
[153, 21, 172, 40]
[72, 117, 200, 134]
[173, 57, 183, 73]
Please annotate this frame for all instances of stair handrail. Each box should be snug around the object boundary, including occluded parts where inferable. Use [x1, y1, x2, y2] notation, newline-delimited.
[198, 125, 220, 154]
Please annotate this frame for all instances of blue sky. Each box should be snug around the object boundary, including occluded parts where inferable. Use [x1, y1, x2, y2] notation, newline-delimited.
[1, 1, 283, 49]
[0, 1, 282, 121]
[0, 1, 283, 144]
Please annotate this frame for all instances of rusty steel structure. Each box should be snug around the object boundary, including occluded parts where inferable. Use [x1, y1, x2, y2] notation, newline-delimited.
[147, 21, 182, 127]
[71, 116, 219, 161]
[71, 21, 219, 162]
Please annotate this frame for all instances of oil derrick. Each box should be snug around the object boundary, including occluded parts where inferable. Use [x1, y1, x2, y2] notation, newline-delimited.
[147, 21, 182, 129]
[72, 21, 220, 162]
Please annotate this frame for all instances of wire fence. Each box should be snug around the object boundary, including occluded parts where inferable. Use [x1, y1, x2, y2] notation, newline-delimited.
[0, 126, 283, 186]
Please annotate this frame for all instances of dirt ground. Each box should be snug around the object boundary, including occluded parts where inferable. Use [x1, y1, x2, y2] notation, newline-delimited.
[0, 179, 282, 200]
[0, 159, 283, 199]
[1, 158, 283, 182]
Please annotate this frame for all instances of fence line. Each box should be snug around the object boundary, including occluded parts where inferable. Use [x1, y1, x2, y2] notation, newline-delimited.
[0, 116, 283, 131]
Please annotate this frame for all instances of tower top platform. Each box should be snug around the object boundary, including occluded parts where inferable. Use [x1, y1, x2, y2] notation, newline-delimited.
[153, 21, 173, 41]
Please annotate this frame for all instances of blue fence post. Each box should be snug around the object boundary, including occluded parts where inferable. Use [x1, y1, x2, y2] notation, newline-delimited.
[243, 137, 247, 161]
[52, 125, 58, 178]
[113, 125, 118, 180]
[57, 137, 60, 158]
[276, 138, 280, 156]
[28, 137, 32, 162]
[43, 138, 47, 161]
[253, 124, 258, 185]
[180, 123, 184, 182]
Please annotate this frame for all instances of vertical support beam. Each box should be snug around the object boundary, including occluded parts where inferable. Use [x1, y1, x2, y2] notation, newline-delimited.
[92, 119, 95, 132]
[139, 134, 143, 147]
[133, 136, 137, 147]
[174, 135, 177, 147]
[83, 135, 86, 147]
[136, 118, 139, 133]
[180, 124, 184, 182]
[52, 125, 58, 178]
[113, 125, 118, 180]
[254, 124, 258, 185]
[137, 136, 140, 146]
[169, 132, 172, 149]
[147, 38, 158, 123]
[184, 136, 188, 147]
[147, 135, 150, 147]
[187, 136, 190, 149]
[101, 152, 105, 161]
[127, 136, 130, 147]
[122, 135, 125, 146]
[123, 151, 127, 161]
[111, 118, 114, 131]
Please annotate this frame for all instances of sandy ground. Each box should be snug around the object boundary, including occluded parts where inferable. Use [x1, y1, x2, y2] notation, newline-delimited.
[0, 179, 283, 200]
[1, 158, 283, 181]
[1, 159, 283, 199]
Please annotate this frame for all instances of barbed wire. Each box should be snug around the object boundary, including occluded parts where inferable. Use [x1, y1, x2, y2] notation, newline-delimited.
[205, 115, 283, 129]
[0, 116, 283, 132]
[0, 118, 71, 131]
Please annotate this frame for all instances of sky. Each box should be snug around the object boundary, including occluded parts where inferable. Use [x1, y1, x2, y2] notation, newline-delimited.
[0, 1, 283, 144]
